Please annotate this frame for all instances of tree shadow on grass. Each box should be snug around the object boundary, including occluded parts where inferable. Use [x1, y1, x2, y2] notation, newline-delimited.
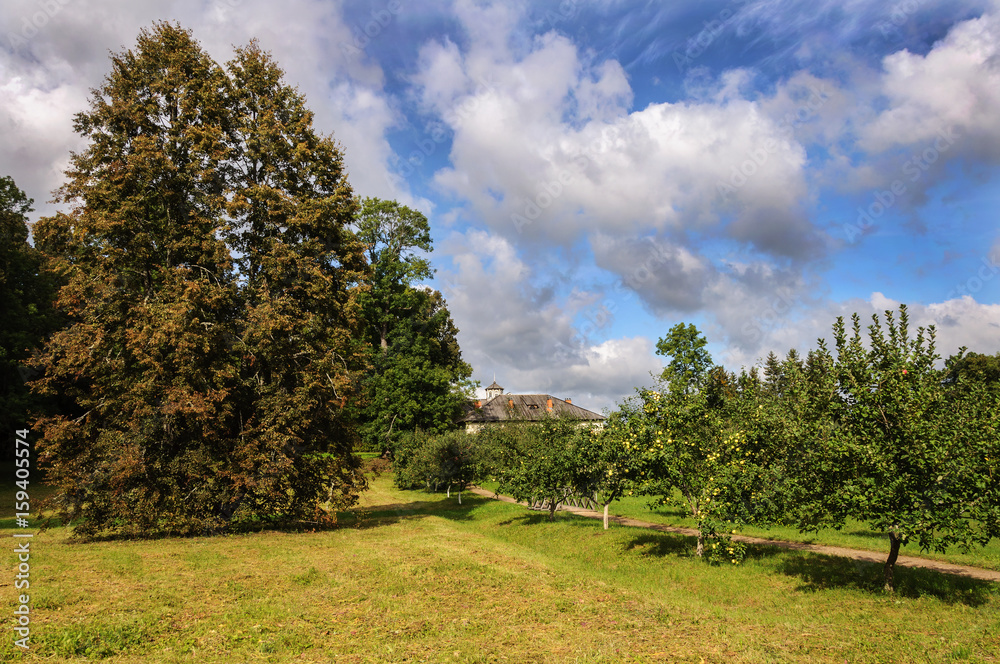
[349, 492, 493, 529]
[777, 552, 996, 606]
[495, 512, 574, 527]
[620, 532, 790, 563]
[621, 532, 696, 558]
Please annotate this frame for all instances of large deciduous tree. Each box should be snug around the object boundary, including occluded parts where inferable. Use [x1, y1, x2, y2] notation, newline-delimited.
[221, 41, 369, 525]
[0, 177, 60, 455]
[354, 197, 473, 451]
[31, 24, 367, 538]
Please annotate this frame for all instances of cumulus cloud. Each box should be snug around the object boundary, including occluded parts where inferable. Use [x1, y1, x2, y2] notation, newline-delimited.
[416, 2, 822, 260]
[833, 7, 1000, 202]
[0, 75, 87, 214]
[0, 0, 403, 218]
[861, 10, 1000, 160]
[510, 337, 660, 414]
[590, 234, 715, 313]
[438, 229, 660, 412]
[717, 292, 1000, 372]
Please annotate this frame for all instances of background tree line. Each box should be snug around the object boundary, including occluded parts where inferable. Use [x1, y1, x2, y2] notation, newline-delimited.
[0, 23, 471, 538]
[393, 307, 999, 591]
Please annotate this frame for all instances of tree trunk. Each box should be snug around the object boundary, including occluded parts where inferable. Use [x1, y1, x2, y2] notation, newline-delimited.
[548, 499, 557, 521]
[458, 490, 461, 505]
[603, 503, 610, 530]
[690, 499, 704, 557]
[884, 532, 902, 592]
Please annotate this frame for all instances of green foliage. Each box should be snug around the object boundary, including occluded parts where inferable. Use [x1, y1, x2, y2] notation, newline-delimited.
[786, 306, 1000, 589]
[944, 349, 1000, 396]
[355, 197, 433, 351]
[486, 418, 593, 521]
[575, 404, 645, 527]
[0, 176, 61, 453]
[393, 430, 485, 502]
[621, 323, 793, 560]
[622, 311, 999, 578]
[354, 197, 473, 452]
[30, 24, 366, 538]
[390, 428, 433, 488]
[627, 381, 765, 562]
[655, 322, 713, 394]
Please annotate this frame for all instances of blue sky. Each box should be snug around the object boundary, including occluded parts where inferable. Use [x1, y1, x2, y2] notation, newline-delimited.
[2, 0, 999, 412]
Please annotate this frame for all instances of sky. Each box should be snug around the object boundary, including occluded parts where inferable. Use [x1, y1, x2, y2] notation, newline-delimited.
[2, 0, 999, 414]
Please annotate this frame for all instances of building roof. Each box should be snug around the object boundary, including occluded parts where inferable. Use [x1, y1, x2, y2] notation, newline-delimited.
[460, 394, 604, 424]
[485, 380, 503, 391]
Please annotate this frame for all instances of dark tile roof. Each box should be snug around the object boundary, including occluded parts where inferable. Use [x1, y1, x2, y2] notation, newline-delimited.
[460, 394, 604, 423]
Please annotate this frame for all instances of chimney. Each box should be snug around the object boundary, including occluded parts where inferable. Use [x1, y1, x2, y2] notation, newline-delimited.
[475, 400, 482, 408]
[565, 398, 572, 404]
[508, 398, 514, 409]
[546, 398, 553, 412]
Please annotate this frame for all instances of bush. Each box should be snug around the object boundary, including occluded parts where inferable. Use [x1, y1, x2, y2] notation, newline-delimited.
[392, 430, 486, 503]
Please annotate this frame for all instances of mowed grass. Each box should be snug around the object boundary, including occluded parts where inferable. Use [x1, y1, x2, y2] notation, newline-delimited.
[608, 494, 1000, 572]
[0, 475, 997, 663]
[476, 481, 1000, 572]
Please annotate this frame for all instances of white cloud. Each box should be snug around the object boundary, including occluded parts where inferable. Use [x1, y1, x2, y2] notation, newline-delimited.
[0, 75, 87, 214]
[420, 7, 820, 259]
[439, 228, 660, 412]
[861, 10, 1000, 160]
[0, 0, 405, 218]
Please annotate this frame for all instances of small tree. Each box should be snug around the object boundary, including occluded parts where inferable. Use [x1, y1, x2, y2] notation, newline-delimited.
[490, 419, 589, 521]
[643, 324, 727, 556]
[393, 430, 483, 504]
[795, 306, 1000, 591]
[577, 402, 643, 529]
[433, 431, 483, 504]
[637, 324, 777, 561]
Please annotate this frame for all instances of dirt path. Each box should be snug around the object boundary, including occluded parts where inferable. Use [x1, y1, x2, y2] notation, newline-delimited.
[467, 486, 1000, 582]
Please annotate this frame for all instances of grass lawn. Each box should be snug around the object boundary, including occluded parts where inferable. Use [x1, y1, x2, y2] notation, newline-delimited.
[477, 481, 1000, 573]
[1, 474, 998, 662]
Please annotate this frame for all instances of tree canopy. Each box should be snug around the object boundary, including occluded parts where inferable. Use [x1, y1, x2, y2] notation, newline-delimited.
[656, 322, 713, 395]
[0, 176, 60, 453]
[787, 307, 1000, 590]
[354, 197, 472, 452]
[30, 23, 367, 538]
